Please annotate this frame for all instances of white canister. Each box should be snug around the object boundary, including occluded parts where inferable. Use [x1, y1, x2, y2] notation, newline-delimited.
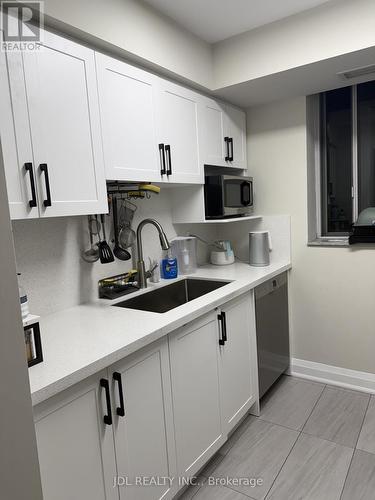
[249, 231, 272, 267]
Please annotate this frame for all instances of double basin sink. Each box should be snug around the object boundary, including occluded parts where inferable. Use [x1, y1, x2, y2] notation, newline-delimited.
[113, 278, 230, 313]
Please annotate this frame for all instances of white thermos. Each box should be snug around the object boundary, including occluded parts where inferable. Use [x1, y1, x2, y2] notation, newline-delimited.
[249, 231, 272, 267]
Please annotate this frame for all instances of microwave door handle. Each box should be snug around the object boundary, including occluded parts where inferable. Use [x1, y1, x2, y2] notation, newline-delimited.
[240, 181, 251, 206]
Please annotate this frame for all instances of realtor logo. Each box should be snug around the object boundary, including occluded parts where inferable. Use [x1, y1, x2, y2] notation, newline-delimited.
[1, 1, 43, 50]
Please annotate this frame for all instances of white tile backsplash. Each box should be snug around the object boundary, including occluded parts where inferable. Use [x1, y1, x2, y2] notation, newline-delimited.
[217, 215, 291, 265]
[12, 188, 290, 317]
[12, 193, 217, 316]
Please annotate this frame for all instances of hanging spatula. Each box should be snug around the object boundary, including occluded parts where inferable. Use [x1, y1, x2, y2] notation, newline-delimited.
[98, 214, 114, 264]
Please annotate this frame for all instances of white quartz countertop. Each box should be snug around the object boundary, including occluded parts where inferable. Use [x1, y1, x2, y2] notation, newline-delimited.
[29, 261, 291, 405]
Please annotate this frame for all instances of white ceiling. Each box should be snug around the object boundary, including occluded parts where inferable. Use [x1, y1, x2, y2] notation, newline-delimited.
[144, 0, 334, 43]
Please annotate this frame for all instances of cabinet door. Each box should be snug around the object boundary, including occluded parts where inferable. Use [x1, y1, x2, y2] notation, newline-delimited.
[157, 80, 202, 184]
[96, 53, 161, 183]
[225, 104, 247, 169]
[219, 293, 256, 435]
[0, 33, 39, 219]
[111, 338, 177, 500]
[200, 98, 228, 168]
[169, 312, 224, 477]
[34, 371, 118, 500]
[18, 30, 107, 217]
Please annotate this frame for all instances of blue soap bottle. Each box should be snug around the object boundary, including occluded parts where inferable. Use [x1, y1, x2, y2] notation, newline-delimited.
[161, 250, 178, 279]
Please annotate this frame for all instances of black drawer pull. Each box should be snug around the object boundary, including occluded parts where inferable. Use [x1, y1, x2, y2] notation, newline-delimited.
[229, 138, 234, 162]
[159, 143, 166, 175]
[100, 378, 112, 425]
[165, 144, 172, 176]
[24, 163, 37, 208]
[224, 137, 230, 161]
[222, 311, 227, 342]
[218, 312, 227, 345]
[113, 371, 125, 417]
[40, 163, 52, 207]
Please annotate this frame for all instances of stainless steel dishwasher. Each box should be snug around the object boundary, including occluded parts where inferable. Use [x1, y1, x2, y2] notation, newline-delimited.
[255, 272, 290, 398]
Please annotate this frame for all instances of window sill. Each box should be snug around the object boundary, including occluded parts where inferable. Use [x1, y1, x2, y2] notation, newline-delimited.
[308, 238, 349, 248]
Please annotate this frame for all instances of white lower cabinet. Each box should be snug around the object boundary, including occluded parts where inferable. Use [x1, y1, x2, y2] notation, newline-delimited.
[168, 292, 257, 479]
[34, 292, 257, 500]
[111, 339, 177, 500]
[168, 312, 225, 478]
[34, 370, 118, 500]
[218, 294, 257, 434]
[34, 338, 176, 500]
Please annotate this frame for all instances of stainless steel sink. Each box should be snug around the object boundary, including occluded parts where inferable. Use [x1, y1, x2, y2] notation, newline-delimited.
[113, 278, 230, 313]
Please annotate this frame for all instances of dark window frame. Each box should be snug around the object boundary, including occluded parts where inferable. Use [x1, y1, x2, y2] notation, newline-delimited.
[319, 85, 357, 237]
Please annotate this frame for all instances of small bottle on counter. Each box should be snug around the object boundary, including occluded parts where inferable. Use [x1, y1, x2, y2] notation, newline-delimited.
[160, 249, 178, 279]
[17, 273, 29, 320]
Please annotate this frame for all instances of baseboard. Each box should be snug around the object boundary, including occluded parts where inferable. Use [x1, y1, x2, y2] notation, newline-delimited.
[289, 358, 375, 394]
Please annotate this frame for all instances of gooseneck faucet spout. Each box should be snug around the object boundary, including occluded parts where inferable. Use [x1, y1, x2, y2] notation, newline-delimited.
[136, 218, 170, 288]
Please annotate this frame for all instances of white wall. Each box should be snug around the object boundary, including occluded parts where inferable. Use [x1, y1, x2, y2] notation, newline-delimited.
[12, 192, 217, 317]
[213, 0, 375, 89]
[247, 96, 375, 375]
[43, 0, 213, 89]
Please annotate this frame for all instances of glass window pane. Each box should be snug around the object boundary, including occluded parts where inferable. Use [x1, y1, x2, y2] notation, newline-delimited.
[321, 87, 352, 234]
[358, 81, 375, 212]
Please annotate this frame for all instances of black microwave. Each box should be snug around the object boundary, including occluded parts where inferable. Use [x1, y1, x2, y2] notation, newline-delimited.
[204, 174, 254, 219]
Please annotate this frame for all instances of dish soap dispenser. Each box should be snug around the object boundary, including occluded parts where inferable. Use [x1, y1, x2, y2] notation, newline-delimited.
[161, 249, 178, 279]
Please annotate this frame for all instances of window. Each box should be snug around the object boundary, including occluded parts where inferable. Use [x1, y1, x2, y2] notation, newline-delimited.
[308, 80, 375, 244]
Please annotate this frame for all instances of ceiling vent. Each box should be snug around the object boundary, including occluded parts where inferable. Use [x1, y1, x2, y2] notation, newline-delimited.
[338, 64, 375, 80]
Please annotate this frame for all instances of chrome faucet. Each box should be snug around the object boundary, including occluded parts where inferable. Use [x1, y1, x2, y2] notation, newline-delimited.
[136, 218, 170, 288]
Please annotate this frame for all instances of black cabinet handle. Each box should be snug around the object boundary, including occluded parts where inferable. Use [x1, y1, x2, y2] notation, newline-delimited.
[159, 143, 166, 175]
[100, 378, 112, 425]
[113, 372, 125, 417]
[24, 163, 37, 208]
[229, 138, 234, 162]
[224, 137, 230, 161]
[222, 311, 228, 342]
[218, 312, 227, 345]
[165, 145, 172, 175]
[40, 163, 52, 207]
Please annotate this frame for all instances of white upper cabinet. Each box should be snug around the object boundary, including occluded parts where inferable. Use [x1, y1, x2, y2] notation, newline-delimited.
[0, 34, 39, 219]
[200, 98, 227, 168]
[201, 97, 247, 170]
[226, 104, 247, 169]
[96, 53, 162, 183]
[4, 29, 108, 218]
[156, 79, 203, 184]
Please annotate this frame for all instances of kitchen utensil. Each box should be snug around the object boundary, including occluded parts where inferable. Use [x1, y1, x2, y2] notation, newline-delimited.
[98, 214, 115, 264]
[112, 197, 131, 261]
[148, 258, 160, 283]
[119, 225, 136, 249]
[81, 216, 99, 263]
[118, 199, 136, 248]
[171, 236, 197, 274]
[210, 240, 235, 266]
[249, 231, 272, 267]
